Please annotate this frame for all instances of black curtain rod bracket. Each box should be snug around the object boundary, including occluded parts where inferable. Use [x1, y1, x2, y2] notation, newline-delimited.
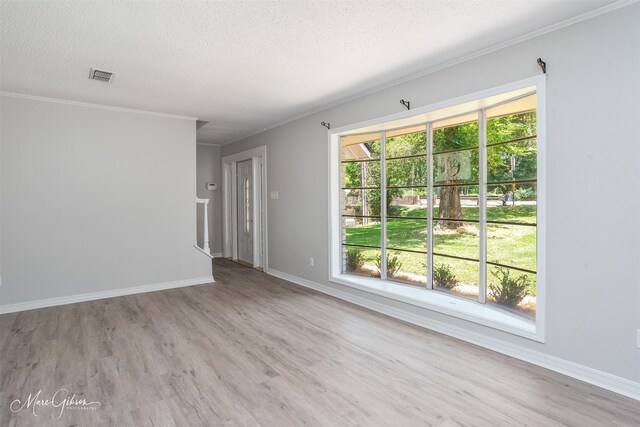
[400, 99, 411, 110]
[537, 58, 547, 74]
[321, 122, 330, 130]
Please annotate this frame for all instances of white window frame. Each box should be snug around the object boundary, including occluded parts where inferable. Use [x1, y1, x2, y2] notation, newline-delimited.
[328, 75, 546, 342]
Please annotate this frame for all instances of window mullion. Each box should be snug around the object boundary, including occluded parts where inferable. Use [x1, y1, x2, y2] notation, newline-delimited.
[339, 138, 346, 273]
[426, 122, 434, 290]
[380, 131, 387, 280]
[479, 109, 488, 304]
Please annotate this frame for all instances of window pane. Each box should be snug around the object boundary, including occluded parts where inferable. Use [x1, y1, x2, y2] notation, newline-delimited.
[486, 95, 536, 144]
[433, 149, 479, 185]
[387, 194, 426, 218]
[387, 218, 427, 252]
[486, 94, 537, 320]
[342, 217, 381, 248]
[432, 117, 478, 153]
[433, 220, 479, 261]
[387, 249, 427, 287]
[341, 134, 380, 160]
[385, 127, 427, 157]
[343, 246, 380, 278]
[342, 186, 381, 267]
[433, 185, 480, 221]
[433, 255, 479, 299]
[342, 161, 381, 188]
[342, 189, 381, 217]
[431, 117, 480, 300]
[342, 216, 381, 228]
[487, 224, 536, 273]
[342, 170, 381, 279]
[487, 265, 536, 319]
[487, 183, 537, 224]
[386, 157, 428, 187]
[487, 139, 536, 183]
[383, 126, 429, 286]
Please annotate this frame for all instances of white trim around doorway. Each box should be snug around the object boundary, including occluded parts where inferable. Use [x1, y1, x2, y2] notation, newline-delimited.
[222, 146, 268, 270]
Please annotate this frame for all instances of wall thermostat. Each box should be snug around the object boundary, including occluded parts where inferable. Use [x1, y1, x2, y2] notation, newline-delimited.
[206, 183, 217, 191]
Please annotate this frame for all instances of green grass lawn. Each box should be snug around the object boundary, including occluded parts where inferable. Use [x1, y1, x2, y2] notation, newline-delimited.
[345, 204, 537, 294]
[389, 204, 536, 223]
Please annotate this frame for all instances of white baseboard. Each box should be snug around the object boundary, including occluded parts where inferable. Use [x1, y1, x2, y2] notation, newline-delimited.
[0, 275, 214, 314]
[212, 252, 224, 258]
[266, 268, 640, 402]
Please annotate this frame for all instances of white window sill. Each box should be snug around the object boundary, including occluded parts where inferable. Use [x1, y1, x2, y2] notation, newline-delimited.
[330, 273, 542, 342]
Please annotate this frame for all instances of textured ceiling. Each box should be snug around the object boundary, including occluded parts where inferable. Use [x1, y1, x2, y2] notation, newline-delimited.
[1, 1, 616, 145]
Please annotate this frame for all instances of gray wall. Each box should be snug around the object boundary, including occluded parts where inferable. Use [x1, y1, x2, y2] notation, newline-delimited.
[0, 95, 212, 306]
[223, 4, 640, 383]
[196, 144, 222, 254]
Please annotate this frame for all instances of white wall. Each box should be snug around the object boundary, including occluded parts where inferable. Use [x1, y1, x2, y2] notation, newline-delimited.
[222, 4, 640, 385]
[0, 95, 212, 306]
[196, 144, 222, 254]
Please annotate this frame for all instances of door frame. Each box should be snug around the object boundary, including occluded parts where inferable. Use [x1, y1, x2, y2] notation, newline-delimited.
[222, 145, 267, 269]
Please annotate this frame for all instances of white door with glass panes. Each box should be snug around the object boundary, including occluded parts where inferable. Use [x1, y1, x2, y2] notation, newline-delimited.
[237, 159, 253, 264]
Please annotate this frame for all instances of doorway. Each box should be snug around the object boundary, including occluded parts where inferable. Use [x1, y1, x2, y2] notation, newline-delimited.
[222, 146, 267, 270]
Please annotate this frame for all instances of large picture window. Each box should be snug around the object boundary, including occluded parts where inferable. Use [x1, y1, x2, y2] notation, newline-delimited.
[331, 78, 545, 340]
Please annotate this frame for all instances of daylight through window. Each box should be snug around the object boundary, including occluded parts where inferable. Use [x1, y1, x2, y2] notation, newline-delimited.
[339, 89, 539, 321]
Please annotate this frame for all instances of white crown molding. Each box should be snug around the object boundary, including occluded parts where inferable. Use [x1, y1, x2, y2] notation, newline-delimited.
[221, 0, 639, 146]
[265, 267, 640, 402]
[197, 142, 222, 147]
[0, 91, 199, 121]
[0, 276, 214, 314]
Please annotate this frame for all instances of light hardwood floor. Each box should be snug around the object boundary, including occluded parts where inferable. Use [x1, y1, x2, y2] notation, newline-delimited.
[2, 259, 639, 426]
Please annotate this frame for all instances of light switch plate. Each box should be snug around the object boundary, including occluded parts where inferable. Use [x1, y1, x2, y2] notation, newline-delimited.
[270, 191, 279, 200]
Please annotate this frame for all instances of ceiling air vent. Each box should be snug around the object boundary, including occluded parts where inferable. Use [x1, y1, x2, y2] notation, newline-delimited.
[89, 68, 114, 82]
